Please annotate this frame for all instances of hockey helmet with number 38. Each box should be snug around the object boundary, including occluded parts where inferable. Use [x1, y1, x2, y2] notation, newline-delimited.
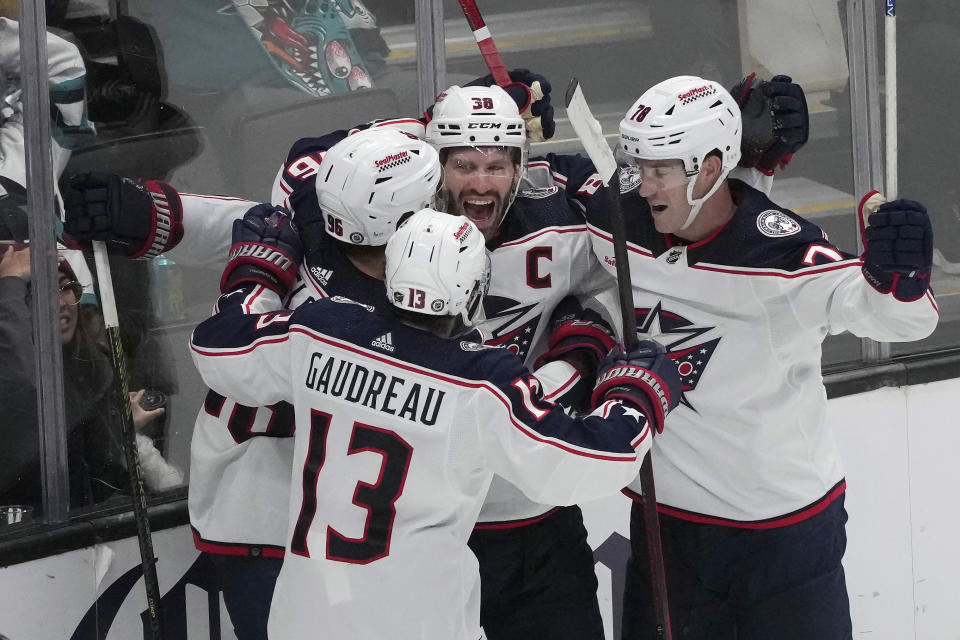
[426, 85, 527, 159]
[314, 128, 442, 246]
[619, 76, 742, 229]
[385, 209, 490, 335]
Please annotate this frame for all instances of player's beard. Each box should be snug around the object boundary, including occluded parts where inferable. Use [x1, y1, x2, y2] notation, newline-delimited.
[438, 188, 507, 242]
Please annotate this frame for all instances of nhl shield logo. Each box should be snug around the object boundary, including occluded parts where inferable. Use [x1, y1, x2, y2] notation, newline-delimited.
[756, 210, 801, 237]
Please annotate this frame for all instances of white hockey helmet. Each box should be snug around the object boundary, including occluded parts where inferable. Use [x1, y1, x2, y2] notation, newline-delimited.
[426, 85, 527, 157]
[426, 85, 529, 232]
[619, 76, 742, 229]
[385, 208, 490, 332]
[315, 128, 442, 246]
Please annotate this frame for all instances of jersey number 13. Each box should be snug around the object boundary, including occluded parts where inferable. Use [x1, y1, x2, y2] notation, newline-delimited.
[290, 410, 413, 564]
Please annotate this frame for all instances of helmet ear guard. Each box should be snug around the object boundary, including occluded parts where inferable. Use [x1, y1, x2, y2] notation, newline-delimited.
[315, 129, 442, 246]
[619, 76, 742, 229]
[385, 209, 490, 337]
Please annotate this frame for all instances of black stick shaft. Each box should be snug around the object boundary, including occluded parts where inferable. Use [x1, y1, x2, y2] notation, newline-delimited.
[606, 173, 672, 640]
[93, 242, 164, 639]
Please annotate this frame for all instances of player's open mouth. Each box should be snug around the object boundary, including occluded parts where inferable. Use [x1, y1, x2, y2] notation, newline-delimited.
[461, 198, 499, 226]
[651, 204, 668, 214]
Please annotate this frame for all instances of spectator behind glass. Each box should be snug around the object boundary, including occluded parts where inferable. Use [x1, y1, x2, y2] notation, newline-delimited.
[0, 247, 181, 514]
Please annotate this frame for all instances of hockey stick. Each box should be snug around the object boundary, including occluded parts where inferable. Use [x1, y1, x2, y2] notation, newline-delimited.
[456, 0, 510, 87]
[564, 78, 672, 640]
[91, 241, 165, 640]
[884, 0, 897, 201]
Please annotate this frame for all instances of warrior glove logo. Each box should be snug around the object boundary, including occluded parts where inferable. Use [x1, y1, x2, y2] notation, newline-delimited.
[228, 244, 295, 272]
[596, 365, 670, 416]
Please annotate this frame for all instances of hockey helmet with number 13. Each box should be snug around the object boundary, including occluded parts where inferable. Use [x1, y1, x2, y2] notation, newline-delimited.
[385, 209, 490, 338]
[619, 75, 742, 230]
[315, 128, 442, 246]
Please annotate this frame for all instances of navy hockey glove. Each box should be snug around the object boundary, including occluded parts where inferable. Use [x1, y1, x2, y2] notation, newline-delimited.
[465, 68, 555, 141]
[733, 74, 809, 173]
[63, 172, 184, 259]
[221, 204, 303, 297]
[590, 340, 681, 435]
[534, 296, 616, 379]
[861, 197, 933, 301]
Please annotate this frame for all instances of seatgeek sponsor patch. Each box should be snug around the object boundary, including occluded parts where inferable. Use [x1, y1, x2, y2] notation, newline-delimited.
[756, 210, 801, 237]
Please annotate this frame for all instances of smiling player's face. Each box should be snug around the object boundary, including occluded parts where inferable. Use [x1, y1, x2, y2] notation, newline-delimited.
[438, 147, 518, 242]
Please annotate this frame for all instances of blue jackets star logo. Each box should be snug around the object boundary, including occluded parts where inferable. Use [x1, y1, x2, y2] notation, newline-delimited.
[635, 302, 720, 412]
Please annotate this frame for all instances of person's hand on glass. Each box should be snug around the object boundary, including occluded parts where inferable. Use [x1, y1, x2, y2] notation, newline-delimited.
[0, 245, 31, 281]
[130, 389, 165, 430]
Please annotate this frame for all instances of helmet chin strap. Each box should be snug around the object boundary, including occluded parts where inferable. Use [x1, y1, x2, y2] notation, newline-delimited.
[494, 166, 524, 233]
[678, 168, 729, 231]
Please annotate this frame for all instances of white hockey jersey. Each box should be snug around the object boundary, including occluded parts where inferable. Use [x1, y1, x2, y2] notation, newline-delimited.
[190, 287, 652, 640]
[587, 179, 939, 526]
[180, 135, 775, 547]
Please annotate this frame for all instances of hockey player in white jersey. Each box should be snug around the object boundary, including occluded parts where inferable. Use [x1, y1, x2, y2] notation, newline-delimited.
[583, 75, 940, 640]
[190, 206, 682, 640]
[62, 69, 811, 639]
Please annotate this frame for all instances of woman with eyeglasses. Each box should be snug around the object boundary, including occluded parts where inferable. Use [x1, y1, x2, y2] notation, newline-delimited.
[0, 247, 179, 515]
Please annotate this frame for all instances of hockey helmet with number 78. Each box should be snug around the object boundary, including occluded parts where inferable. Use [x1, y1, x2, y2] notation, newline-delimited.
[315, 128, 442, 246]
[385, 209, 490, 335]
[618, 76, 742, 229]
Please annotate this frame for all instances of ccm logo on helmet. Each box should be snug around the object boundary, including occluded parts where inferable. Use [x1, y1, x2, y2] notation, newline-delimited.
[228, 244, 295, 271]
[467, 122, 502, 129]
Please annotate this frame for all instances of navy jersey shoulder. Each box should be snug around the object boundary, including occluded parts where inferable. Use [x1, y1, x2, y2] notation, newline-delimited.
[588, 179, 853, 271]
[693, 180, 854, 270]
[492, 153, 595, 246]
[293, 299, 526, 387]
[287, 228, 386, 306]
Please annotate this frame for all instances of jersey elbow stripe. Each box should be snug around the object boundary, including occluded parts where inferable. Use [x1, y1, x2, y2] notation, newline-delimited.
[291, 328, 639, 462]
[691, 260, 861, 278]
[587, 225, 654, 257]
[540, 370, 581, 401]
[190, 333, 290, 356]
[498, 225, 588, 248]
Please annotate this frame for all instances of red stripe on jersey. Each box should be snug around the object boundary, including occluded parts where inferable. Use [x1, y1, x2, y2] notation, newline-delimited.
[290, 328, 641, 463]
[622, 479, 847, 529]
[691, 260, 861, 279]
[926, 290, 940, 314]
[498, 225, 588, 248]
[190, 332, 289, 356]
[472, 507, 560, 530]
[587, 225, 655, 257]
[540, 369, 580, 401]
[181, 193, 252, 202]
[243, 285, 266, 314]
[192, 527, 286, 558]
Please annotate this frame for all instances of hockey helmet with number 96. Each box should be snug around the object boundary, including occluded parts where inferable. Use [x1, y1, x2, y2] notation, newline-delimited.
[385, 209, 490, 336]
[619, 76, 742, 229]
[315, 128, 442, 246]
